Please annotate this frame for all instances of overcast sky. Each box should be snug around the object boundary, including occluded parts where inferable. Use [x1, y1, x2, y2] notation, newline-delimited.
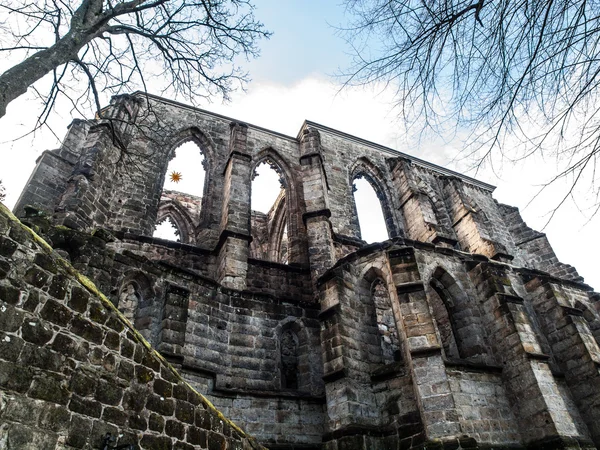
[0, 0, 598, 289]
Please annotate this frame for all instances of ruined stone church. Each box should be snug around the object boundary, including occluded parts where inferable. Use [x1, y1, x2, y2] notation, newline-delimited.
[1, 92, 599, 449]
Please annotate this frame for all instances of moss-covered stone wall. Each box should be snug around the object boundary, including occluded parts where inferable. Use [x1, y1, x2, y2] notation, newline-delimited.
[0, 203, 264, 450]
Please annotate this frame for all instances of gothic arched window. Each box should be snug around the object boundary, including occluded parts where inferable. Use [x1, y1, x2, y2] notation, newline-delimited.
[427, 267, 489, 361]
[154, 139, 206, 242]
[154, 216, 181, 242]
[429, 277, 462, 360]
[352, 175, 389, 243]
[251, 157, 289, 264]
[280, 328, 299, 389]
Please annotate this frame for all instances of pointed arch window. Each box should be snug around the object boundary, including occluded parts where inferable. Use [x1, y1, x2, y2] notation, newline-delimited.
[153, 140, 206, 243]
[352, 174, 390, 243]
[250, 157, 289, 264]
[118, 282, 141, 323]
[116, 272, 154, 343]
[429, 277, 462, 360]
[427, 267, 489, 361]
[154, 216, 181, 242]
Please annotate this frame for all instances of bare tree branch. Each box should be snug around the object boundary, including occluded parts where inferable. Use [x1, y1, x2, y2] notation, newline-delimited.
[0, 0, 271, 120]
[340, 0, 600, 218]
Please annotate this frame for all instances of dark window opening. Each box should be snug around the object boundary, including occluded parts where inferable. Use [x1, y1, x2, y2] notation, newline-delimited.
[281, 328, 299, 389]
[118, 282, 141, 322]
[429, 278, 462, 360]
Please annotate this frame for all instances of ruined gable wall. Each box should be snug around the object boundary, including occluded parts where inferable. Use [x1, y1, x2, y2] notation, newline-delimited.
[499, 203, 582, 281]
[14, 119, 91, 220]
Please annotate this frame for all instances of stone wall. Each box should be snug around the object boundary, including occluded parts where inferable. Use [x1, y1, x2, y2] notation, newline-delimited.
[0, 203, 263, 450]
[12, 212, 324, 446]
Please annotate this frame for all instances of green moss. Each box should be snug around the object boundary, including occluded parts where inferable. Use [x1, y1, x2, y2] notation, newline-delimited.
[0, 203, 265, 449]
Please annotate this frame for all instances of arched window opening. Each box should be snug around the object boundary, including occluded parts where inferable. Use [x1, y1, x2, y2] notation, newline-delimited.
[250, 159, 288, 263]
[353, 176, 389, 243]
[428, 268, 489, 362]
[372, 279, 401, 364]
[154, 216, 181, 242]
[118, 282, 141, 322]
[153, 140, 206, 241]
[429, 276, 463, 360]
[281, 328, 299, 389]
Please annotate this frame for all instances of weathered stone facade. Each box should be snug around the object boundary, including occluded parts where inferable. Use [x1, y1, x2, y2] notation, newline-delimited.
[3, 92, 600, 449]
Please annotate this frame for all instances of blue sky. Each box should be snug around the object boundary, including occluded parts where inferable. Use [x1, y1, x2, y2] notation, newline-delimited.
[247, 1, 349, 84]
[0, 1, 598, 289]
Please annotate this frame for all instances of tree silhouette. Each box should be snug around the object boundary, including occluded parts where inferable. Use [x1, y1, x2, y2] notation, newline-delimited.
[340, 0, 600, 218]
[0, 0, 270, 125]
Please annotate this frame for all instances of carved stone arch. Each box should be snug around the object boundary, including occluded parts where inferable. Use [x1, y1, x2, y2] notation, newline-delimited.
[161, 127, 217, 228]
[350, 157, 401, 240]
[428, 267, 488, 361]
[417, 175, 453, 225]
[358, 265, 401, 365]
[165, 126, 216, 171]
[252, 148, 291, 189]
[415, 177, 445, 227]
[252, 147, 306, 264]
[156, 198, 196, 245]
[277, 317, 324, 395]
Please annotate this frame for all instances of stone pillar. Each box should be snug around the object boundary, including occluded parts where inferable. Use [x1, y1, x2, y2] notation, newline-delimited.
[53, 123, 118, 231]
[299, 127, 335, 285]
[442, 176, 512, 261]
[390, 247, 462, 441]
[525, 275, 600, 446]
[391, 158, 457, 247]
[99, 94, 143, 147]
[469, 261, 590, 446]
[216, 122, 252, 290]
